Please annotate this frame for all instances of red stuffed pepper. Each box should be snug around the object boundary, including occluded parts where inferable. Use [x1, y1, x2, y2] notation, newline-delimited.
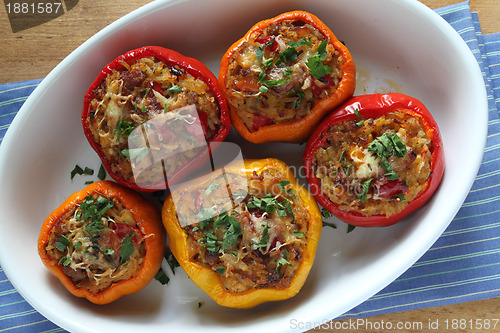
[303, 93, 444, 227]
[82, 46, 231, 192]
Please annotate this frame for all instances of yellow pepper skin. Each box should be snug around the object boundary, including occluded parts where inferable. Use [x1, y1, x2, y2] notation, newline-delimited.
[161, 158, 322, 309]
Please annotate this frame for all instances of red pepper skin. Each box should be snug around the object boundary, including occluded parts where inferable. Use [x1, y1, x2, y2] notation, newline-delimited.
[82, 46, 231, 192]
[303, 93, 445, 227]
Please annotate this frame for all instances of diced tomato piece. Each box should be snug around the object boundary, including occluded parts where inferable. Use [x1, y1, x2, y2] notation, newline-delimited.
[252, 114, 273, 131]
[234, 79, 260, 93]
[255, 36, 278, 52]
[149, 80, 163, 95]
[311, 75, 334, 96]
[374, 179, 409, 198]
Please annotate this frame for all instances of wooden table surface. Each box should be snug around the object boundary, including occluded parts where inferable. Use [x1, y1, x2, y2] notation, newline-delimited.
[1, 0, 499, 332]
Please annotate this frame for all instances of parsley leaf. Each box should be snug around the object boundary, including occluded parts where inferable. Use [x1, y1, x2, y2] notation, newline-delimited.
[257, 222, 269, 248]
[164, 248, 180, 274]
[215, 266, 226, 275]
[55, 235, 71, 252]
[120, 233, 135, 264]
[275, 47, 299, 66]
[357, 178, 374, 203]
[204, 183, 219, 196]
[321, 208, 332, 220]
[70, 165, 94, 180]
[287, 37, 312, 48]
[58, 256, 72, 266]
[168, 85, 183, 93]
[292, 92, 305, 109]
[322, 222, 337, 229]
[277, 180, 296, 198]
[306, 40, 331, 79]
[113, 116, 135, 141]
[276, 258, 293, 275]
[367, 132, 408, 180]
[293, 231, 306, 238]
[154, 268, 170, 285]
[222, 219, 242, 251]
[97, 164, 106, 180]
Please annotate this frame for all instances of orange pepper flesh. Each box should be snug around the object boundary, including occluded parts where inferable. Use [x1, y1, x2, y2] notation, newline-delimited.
[218, 10, 356, 143]
[37, 180, 166, 304]
[161, 158, 322, 309]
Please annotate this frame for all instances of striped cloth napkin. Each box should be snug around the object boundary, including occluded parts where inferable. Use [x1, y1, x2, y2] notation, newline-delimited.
[0, 1, 499, 331]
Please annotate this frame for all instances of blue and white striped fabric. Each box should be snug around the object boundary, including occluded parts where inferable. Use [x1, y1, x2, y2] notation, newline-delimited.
[0, 1, 499, 331]
[339, 0, 500, 319]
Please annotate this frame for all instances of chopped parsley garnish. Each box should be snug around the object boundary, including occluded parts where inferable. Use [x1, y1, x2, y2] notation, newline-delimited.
[97, 164, 106, 181]
[70, 165, 94, 180]
[354, 108, 364, 127]
[117, 147, 150, 162]
[215, 266, 226, 275]
[293, 231, 305, 238]
[277, 180, 296, 198]
[258, 75, 291, 88]
[275, 47, 299, 66]
[368, 132, 408, 180]
[204, 183, 219, 196]
[154, 268, 170, 285]
[55, 235, 71, 252]
[168, 85, 183, 93]
[276, 257, 292, 276]
[292, 92, 305, 109]
[221, 217, 242, 251]
[368, 132, 407, 159]
[354, 108, 362, 120]
[120, 233, 135, 264]
[321, 208, 332, 220]
[322, 222, 337, 229]
[77, 195, 114, 224]
[259, 85, 269, 93]
[113, 116, 135, 141]
[357, 178, 374, 203]
[257, 222, 269, 248]
[59, 256, 72, 266]
[287, 37, 312, 49]
[247, 194, 294, 221]
[306, 40, 331, 79]
[164, 248, 180, 274]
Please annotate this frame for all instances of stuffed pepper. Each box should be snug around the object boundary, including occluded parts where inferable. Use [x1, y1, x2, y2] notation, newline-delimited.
[218, 10, 356, 143]
[38, 180, 166, 304]
[162, 158, 322, 308]
[82, 46, 231, 192]
[303, 93, 444, 227]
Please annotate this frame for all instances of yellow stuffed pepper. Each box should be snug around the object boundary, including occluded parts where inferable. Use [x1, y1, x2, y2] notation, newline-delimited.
[161, 158, 322, 308]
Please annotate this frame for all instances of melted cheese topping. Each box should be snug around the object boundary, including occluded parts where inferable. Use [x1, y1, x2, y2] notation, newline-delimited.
[175, 169, 310, 293]
[313, 110, 432, 217]
[223, 20, 345, 132]
[87, 57, 221, 186]
[45, 194, 147, 294]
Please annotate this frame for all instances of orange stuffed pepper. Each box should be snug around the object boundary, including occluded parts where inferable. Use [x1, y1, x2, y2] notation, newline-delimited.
[38, 180, 165, 304]
[162, 158, 322, 308]
[219, 10, 356, 143]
